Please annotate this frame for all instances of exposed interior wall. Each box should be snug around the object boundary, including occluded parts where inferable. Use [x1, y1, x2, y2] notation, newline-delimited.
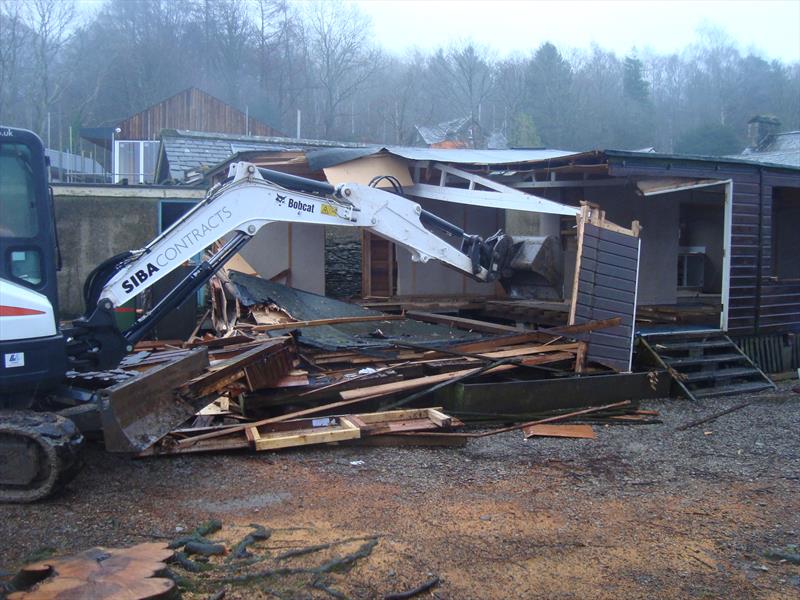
[395, 198, 501, 296]
[678, 197, 725, 294]
[504, 210, 561, 237]
[239, 222, 325, 295]
[557, 186, 681, 306]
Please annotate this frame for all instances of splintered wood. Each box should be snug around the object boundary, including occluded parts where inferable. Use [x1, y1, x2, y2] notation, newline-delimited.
[97, 282, 655, 458]
[524, 424, 597, 439]
[144, 408, 463, 455]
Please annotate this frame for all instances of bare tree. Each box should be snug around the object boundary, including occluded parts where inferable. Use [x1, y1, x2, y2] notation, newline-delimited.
[2, 1, 797, 158]
[254, 0, 309, 134]
[0, 0, 27, 123]
[423, 42, 495, 146]
[302, 0, 382, 138]
[206, 0, 255, 107]
[19, 0, 76, 136]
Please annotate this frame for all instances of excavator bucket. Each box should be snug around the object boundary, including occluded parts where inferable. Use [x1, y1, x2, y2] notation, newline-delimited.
[98, 348, 209, 453]
[501, 235, 564, 300]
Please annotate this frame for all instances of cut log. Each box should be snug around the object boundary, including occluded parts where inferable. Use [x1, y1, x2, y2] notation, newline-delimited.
[9, 542, 175, 600]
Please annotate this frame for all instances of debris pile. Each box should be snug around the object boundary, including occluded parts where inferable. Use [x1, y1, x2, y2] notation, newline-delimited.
[71, 263, 664, 458]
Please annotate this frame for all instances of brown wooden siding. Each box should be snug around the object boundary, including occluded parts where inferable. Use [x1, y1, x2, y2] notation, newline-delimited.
[757, 171, 800, 332]
[608, 158, 800, 335]
[117, 88, 280, 140]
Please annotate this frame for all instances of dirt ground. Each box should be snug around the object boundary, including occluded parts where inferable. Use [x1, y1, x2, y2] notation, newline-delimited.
[1, 383, 799, 599]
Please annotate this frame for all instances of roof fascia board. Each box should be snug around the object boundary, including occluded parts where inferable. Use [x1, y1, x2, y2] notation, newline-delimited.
[52, 184, 206, 199]
[638, 178, 727, 196]
[512, 179, 626, 189]
[605, 149, 800, 173]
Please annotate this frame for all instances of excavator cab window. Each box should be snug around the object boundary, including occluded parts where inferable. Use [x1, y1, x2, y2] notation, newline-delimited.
[9, 249, 43, 285]
[0, 142, 39, 239]
[1, 142, 44, 287]
[0, 128, 59, 312]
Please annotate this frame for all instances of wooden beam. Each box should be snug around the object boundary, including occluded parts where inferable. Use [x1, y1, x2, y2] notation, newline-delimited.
[251, 417, 360, 451]
[519, 351, 576, 367]
[241, 314, 404, 332]
[339, 364, 517, 401]
[524, 424, 596, 439]
[542, 317, 622, 336]
[480, 342, 578, 359]
[476, 400, 631, 438]
[405, 311, 520, 334]
[176, 395, 391, 447]
[448, 331, 551, 353]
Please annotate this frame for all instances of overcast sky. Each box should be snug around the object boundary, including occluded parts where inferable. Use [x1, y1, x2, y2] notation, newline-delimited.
[354, 0, 800, 62]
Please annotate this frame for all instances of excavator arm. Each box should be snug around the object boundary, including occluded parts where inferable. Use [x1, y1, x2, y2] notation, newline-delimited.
[66, 162, 515, 370]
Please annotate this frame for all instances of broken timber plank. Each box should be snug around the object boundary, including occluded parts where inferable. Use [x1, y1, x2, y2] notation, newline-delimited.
[448, 332, 551, 353]
[175, 396, 385, 448]
[542, 317, 622, 336]
[475, 400, 631, 438]
[339, 364, 517, 401]
[519, 351, 576, 367]
[480, 342, 578, 359]
[179, 338, 293, 398]
[346, 408, 455, 435]
[161, 408, 459, 454]
[405, 311, 521, 333]
[242, 314, 404, 332]
[523, 424, 596, 439]
[250, 417, 361, 451]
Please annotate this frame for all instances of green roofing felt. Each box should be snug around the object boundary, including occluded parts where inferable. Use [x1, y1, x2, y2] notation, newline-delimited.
[228, 271, 487, 352]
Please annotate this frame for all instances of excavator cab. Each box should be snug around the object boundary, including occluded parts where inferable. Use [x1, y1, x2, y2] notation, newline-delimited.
[0, 126, 67, 405]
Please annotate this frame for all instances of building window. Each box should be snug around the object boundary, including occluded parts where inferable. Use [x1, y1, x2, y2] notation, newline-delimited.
[772, 187, 800, 279]
[113, 140, 159, 183]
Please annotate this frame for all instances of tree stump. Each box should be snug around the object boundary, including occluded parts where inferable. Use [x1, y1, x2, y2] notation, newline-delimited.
[9, 542, 175, 599]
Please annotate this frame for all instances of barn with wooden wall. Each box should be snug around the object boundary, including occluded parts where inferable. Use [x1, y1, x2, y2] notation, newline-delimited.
[116, 88, 281, 141]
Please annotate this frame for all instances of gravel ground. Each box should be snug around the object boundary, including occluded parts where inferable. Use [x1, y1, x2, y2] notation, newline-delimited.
[1, 382, 798, 599]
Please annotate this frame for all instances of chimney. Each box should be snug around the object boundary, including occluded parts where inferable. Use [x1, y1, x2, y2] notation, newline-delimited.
[747, 115, 781, 149]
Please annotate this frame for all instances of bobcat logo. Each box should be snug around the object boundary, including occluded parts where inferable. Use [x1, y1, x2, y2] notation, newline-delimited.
[275, 193, 286, 206]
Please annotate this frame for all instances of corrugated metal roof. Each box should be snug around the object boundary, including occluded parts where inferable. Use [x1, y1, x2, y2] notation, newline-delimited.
[305, 146, 578, 171]
[385, 146, 576, 164]
[415, 117, 471, 145]
[158, 129, 371, 180]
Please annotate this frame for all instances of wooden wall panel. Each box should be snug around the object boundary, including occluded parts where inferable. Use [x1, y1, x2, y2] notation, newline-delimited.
[569, 209, 641, 373]
[117, 88, 280, 140]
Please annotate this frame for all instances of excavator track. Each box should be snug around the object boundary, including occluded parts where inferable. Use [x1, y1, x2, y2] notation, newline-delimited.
[0, 411, 84, 503]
